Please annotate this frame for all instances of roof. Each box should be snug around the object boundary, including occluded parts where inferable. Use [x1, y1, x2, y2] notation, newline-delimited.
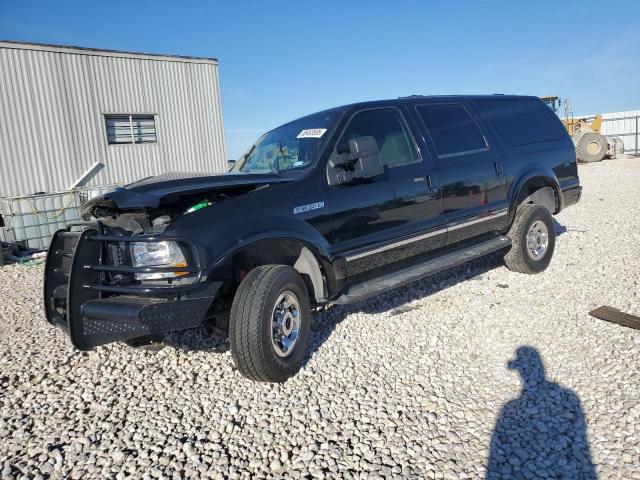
[312, 94, 538, 114]
[0, 40, 218, 65]
[267, 94, 540, 134]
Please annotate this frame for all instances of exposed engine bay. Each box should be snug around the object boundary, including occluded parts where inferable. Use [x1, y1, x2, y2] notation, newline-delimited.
[81, 171, 287, 234]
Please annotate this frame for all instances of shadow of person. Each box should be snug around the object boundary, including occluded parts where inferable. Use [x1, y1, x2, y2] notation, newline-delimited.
[486, 346, 597, 480]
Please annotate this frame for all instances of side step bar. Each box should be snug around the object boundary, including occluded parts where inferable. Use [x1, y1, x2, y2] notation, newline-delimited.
[333, 235, 511, 305]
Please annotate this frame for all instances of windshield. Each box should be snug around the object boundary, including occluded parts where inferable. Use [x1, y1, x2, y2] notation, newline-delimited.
[231, 110, 340, 174]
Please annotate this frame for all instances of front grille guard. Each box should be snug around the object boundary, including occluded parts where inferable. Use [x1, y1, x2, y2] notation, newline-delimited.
[44, 226, 214, 350]
[81, 224, 205, 296]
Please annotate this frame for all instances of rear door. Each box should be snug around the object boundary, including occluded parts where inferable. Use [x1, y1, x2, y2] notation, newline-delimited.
[413, 101, 509, 244]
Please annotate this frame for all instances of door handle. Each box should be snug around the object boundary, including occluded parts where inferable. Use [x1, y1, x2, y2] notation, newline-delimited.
[413, 175, 439, 193]
[426, 175, 440, 193]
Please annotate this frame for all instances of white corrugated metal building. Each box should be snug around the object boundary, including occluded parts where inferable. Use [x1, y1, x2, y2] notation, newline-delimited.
[573, 109, 640, 155]
[599, 110, 640, 155]
[0, 40, 227, 198]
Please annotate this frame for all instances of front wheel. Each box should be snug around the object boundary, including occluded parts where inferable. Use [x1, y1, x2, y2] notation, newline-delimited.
[504, 204, 556, 274]
[229, 265, 311, 382]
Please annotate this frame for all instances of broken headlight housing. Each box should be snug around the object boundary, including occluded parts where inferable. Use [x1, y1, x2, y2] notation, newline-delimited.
[130, 241, 189, 281]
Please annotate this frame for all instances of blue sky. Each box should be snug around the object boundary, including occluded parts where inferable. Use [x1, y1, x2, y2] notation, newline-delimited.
[2, 0, 639, 159]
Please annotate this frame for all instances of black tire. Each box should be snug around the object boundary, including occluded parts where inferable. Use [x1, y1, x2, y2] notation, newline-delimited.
[575, 132, 607, 163]
[504, 204, 556, 274]
[229, 265, 311, 382]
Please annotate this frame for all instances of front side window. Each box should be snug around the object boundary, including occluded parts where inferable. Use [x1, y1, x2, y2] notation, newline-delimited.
[105, 114, 157, 145]
[231, 111, 340, 174]
[416, 103, 487, 157]
[337, 108, 418, 167]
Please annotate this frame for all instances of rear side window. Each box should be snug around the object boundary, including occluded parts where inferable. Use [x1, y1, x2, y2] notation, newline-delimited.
[416, 103, 487, 157]
[476, 98, 565, 147]
[338, 108, 419, 167]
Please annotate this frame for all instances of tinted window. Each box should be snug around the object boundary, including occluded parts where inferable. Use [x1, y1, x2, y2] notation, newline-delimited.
[338, 109, 418, 167]
[476, 98, 565, 147]
[416, 103, 487, 157]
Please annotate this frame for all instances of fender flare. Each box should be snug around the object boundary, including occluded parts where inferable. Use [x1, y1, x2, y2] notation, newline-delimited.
[510, 169, 562, 213]
[209, 228, 335, 303]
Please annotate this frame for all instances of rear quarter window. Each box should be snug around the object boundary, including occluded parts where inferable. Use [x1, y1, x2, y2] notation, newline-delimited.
[476, 98, 565, 147]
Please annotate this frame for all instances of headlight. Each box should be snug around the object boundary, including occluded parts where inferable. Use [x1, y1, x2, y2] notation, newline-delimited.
[130, 241, 188, 281]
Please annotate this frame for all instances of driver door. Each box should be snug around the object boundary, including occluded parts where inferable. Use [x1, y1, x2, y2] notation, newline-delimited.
[328, 107, 443, 278]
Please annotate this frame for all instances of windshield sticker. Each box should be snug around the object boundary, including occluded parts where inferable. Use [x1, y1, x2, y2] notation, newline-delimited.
[293, 201, 325, 215]
[297, 128, 327, 139]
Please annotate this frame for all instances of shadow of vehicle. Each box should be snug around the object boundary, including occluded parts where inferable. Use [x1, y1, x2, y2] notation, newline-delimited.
[163, 321, 229, 353]
[486, 346, 597, 479]
[303, 250, 508, 367]
[164, 250, 507, 364]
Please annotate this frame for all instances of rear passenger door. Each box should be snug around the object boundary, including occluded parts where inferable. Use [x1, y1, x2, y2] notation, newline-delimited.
[413, 102, 509, 244]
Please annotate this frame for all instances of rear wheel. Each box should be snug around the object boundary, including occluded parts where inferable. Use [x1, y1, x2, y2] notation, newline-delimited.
[229, 265, 310, 382]
[576, 132, 607, 163]
[504, 204, 556, 274]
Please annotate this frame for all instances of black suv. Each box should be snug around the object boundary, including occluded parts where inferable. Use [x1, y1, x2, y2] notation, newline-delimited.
[44, 95, 581, 382]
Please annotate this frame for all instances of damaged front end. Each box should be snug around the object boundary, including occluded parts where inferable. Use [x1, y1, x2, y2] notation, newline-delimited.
[44, 224, 219, 350]
[44, 171, 290, 350]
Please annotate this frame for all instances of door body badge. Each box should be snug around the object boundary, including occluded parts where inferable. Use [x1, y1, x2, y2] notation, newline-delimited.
[293, 201, 325, 215]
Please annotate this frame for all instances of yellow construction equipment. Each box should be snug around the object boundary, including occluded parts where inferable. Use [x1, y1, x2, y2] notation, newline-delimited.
[541, 96, 623, 162]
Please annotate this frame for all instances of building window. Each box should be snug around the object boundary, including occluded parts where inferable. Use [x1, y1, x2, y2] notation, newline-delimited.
[105, 114, 157, 145]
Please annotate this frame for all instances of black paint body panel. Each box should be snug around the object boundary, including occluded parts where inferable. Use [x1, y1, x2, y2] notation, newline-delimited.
[46, 95, 580, 347]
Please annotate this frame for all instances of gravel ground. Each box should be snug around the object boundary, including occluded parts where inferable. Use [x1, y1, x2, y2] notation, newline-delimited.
[1, 158, 640, 479]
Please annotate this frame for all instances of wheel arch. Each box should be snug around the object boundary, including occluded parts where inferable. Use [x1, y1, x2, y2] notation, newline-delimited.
[511, 170, 562, 214]
[209, 233, 335, 304]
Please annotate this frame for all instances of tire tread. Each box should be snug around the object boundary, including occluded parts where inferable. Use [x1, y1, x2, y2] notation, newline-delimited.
[229, 265, 307, 382]
[504, 204, 555, 274]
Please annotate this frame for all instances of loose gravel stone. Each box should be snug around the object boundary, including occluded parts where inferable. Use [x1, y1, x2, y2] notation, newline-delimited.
[0, 158, 639, 479]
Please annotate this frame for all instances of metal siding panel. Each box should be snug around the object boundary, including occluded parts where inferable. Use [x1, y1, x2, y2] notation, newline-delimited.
[0, 44, 226, 197]
[0, 49, 22, 197]
[599, 110, 640, 154]
[195, 65, 220, 172]
[3, 49, 36, 195]
[211, 64, 228, 171]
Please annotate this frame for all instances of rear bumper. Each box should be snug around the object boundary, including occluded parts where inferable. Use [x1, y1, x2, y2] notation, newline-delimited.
[44, 227, 219, 350]
[560, 180, 582, 210]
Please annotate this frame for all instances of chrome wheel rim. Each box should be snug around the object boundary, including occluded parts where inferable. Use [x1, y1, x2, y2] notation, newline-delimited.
[271, 291, 301, 358]
[526, 220, 549, 260]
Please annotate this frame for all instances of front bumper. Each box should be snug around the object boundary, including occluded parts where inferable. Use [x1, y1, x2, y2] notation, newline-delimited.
[44, 227, 219, 350]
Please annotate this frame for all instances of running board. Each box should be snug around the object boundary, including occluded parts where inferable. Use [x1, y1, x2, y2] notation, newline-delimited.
[333, 236, 511, 305]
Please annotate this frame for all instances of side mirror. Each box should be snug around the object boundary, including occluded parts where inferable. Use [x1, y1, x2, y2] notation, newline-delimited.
[227, 159, 237, 169]
[327, 136, 384, 186]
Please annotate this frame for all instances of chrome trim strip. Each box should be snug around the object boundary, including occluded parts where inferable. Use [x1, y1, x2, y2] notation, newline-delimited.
[344, 209, 509, 262]
[437, 146, 490, 159]
[345, 227, 446, 262]
[447, 209, 508, 231]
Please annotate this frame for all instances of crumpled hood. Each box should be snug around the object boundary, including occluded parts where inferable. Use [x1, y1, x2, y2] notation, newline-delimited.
[84, 171, 293, 212]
